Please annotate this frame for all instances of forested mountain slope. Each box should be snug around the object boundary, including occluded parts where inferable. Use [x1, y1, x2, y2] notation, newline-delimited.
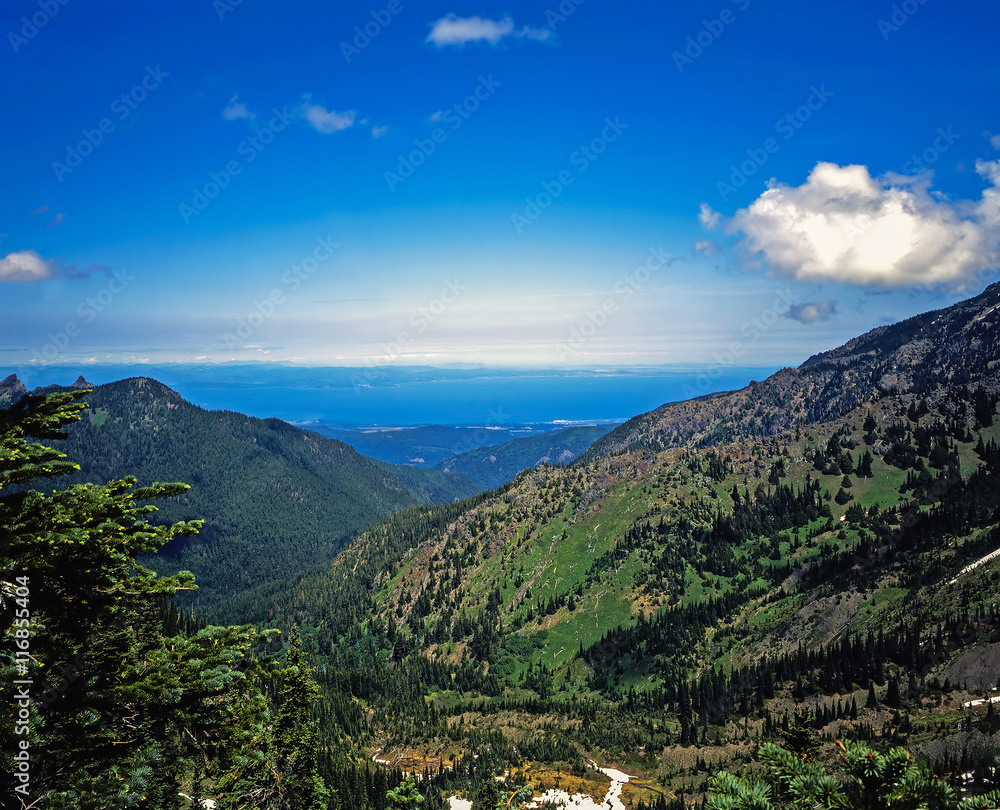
[582, 281, 1000, 461]
[1, 375, 475, 609]
[250, 379, 1000, 804]
[234, 285, 1000, 806]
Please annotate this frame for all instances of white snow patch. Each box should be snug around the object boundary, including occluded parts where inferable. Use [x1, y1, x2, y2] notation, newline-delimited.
[948, 546, 1000, 584]
[525, 766, 633, 810]
[964, 694, 1000, 708]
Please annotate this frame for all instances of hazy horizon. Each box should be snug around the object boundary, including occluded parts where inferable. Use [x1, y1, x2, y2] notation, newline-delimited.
[2, 361, 782, 426]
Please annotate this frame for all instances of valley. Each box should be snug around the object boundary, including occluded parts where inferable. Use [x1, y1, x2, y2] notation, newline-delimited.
[4, 284, 1000, 808]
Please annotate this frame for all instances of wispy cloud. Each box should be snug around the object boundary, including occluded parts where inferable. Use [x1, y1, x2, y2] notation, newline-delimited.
[371, 125, 389, 139]
[698, 202, 722, 230]
[426, 14, 551, 47]
[46, 213, 67, 227]
[222, 94, 255, 121]
[709, 160, 1000, 289]
[516, 25, 552, 42]
[300, 97, 355, 134]
[787, 299, 836, 323]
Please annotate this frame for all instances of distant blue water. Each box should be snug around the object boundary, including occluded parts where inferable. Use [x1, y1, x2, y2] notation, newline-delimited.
[7, 364, 781, 426]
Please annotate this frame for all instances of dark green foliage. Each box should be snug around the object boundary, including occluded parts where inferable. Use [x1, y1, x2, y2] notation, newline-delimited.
[42, 377, 471, 614]
[0, 391, 299, 808]
[708, 741, 1000, 810]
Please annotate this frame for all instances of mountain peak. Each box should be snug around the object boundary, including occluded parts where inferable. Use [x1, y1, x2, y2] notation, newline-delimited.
[0, 373, 29, 406]
[582, 282, 1000, 461]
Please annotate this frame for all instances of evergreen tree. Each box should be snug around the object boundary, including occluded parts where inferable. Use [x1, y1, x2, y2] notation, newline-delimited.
[273, 627, 331, 810]
[777, 706, 820, 761]
[0, 390, 293, 808]
[866, 683, 880, 709]
[708, 741, 1000, 810]
[388, 776, 426, 810]
[887, 674, 903, 709]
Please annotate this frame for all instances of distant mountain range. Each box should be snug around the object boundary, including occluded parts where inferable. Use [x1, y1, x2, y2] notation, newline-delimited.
[433, 423, 616, 490]
[307, 423, 591, 468]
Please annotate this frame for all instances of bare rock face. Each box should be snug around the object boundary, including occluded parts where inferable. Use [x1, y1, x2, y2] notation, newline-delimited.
[940, 644, 1000, 690]
[0, 373, 28, 407]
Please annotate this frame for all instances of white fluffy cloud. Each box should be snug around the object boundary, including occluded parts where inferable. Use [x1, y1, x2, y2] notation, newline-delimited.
[223, 95, 255, 121]
[301, 100, 355, 134]
[426, 14, 550, 47]
[715, 161, 1000, 289]
[0, 250, 54, 282]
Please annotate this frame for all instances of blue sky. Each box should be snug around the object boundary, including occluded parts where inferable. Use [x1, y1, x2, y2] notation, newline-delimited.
[2, 0, 999, 373]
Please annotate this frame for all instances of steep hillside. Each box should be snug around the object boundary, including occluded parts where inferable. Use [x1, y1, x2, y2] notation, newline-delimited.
[434, 423, 617, 490]
[239, 286, 1000, 803]
[582, 281, 1000, 461]
[245, 383, 1000, 803]
[5, 375, 475, 609]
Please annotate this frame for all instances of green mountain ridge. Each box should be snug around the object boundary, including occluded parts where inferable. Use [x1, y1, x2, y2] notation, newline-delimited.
[0, 375, 477, 610]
